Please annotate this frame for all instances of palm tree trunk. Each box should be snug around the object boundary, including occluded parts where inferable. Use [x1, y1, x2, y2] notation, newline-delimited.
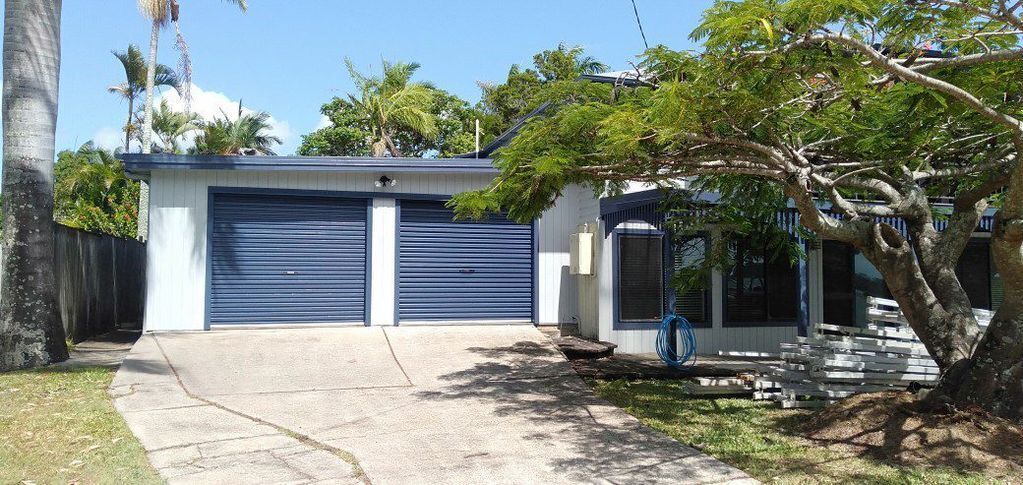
[124, 96, 134, 152]
[141, 20, 159, 154]
[383, 132, 402, 157]
[0, 0, 68, 370]
[136, 19, 160, 241]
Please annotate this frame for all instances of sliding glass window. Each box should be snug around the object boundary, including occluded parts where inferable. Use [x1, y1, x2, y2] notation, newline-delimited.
[724, 238, 798, 326]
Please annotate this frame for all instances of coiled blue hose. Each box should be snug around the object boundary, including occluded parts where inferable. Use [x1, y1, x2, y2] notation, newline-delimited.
[656, 313, 697, 367]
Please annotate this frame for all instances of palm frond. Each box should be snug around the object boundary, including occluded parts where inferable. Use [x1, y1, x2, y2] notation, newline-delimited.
[136, 0, 171, 25]
[107, 83, 132, 97]
[192, 109, 280, 156]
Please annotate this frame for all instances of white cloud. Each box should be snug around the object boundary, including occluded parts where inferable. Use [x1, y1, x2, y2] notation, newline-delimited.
[314, 114, 332, 130]
[92, 126, 125, 151]
[158, 83, 294, 153]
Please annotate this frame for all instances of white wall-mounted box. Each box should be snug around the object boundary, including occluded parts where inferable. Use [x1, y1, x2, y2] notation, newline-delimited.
[569, 232, 594, 275]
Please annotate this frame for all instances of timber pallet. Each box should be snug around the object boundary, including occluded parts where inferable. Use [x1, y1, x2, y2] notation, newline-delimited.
[756, 297, 987, 409]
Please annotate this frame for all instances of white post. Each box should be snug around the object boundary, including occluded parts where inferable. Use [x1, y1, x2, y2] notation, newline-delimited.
[474, 118, 480, 157]
[370, 198, 397, 326]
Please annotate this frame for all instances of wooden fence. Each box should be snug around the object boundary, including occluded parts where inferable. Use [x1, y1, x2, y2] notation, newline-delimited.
[1, 224, 146, 342]
[55, 225, 146, 341]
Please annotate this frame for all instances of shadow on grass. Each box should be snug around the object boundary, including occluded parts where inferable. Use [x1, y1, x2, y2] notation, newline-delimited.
[792, 392, 1023, 474]
[599, 380, 1011, 483]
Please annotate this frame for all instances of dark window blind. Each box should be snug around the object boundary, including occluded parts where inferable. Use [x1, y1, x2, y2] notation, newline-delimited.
[725, 238, 798, 325]
[674, 236, 708, 325]
[956, 238, 993, 310]
[618, 235, 664, 322]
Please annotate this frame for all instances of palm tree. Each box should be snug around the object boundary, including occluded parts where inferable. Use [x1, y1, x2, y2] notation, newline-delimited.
[147, 99, 200, 153]
[108, 44, 180, 152]
[136, 0, 247, 155]
[192, 105, 281, 156]
[533, 43, 609, 81]
[1, 0, 68, 369]
[345, 59, 437, 157]
[134, 0, 246, 241]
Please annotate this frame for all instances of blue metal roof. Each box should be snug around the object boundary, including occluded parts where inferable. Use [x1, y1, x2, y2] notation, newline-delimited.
[119, 153, 499, 177]
[599, 188, 720, 216]
[601, 188, 998, 237]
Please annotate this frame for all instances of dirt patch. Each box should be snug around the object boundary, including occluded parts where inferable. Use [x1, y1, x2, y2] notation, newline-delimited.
[799, 391, 1023, 478]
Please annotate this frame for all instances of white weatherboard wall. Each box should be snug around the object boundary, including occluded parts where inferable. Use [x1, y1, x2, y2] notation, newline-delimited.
[575, 187, 602, 340]
[536, 184, 585, 325]
[144, 169, 586, 331]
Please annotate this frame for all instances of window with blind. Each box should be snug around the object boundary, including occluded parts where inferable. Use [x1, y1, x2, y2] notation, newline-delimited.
[956, 238, 1001, 311]
[617, 234, 664, 322]
[821, 240, 891, 327]
[674, 235, 710, 327]
[724, 238, 798, 326]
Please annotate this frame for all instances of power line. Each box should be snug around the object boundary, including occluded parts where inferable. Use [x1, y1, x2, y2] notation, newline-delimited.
[630, 0, 649, 50]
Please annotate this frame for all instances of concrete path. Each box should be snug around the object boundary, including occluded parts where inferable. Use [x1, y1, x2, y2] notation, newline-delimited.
[59, 330, 140, 368]
[111, 326, 755, 484]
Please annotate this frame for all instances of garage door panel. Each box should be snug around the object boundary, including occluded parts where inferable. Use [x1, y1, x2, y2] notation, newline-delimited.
[209, 193, 368, 325]
[398, 200, 533, 323]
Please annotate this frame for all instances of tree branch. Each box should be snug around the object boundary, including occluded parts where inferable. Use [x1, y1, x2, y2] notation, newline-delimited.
[921, 0, 1023, 31]
[774, 33, 1023, 135]
[910, 47, 1023, 74]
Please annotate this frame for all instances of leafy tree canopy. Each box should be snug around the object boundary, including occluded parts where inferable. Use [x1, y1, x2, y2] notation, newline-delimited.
[53, 142, 140, 239]
[299, 86, 485, 158]
[478, 43, 609, 133]
[299, 45, 609, 158]
[450, 0, 1023, 418]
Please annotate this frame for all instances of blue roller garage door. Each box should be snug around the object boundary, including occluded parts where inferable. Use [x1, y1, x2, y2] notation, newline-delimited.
[398, 200, 534, 323]
[209, 193, 368, 325]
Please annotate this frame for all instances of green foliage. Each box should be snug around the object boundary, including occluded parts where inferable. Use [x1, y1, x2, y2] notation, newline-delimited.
[108, 44, 180, 152]
[191, 110, 282, 156]
[298, 98, 372, 156]
[343, 58, 439, 157]
[53, 143, 140, 239]
[146, 99, 200, 154]
[299, 86, 486, 158]
[299, 45, 609, 159]
[478, 43, 610, 134]
[450, 0, 1023, 299]
[299, 59, 484, 158]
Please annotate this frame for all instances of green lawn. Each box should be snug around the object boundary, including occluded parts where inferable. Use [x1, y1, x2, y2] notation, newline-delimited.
[0, 366, 162, 485]
[590, 379, 997, 485]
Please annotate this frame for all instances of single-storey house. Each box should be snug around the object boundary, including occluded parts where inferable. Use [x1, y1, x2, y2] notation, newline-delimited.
[585, 188, 1002, 354]
[121, 152, 1002, 356]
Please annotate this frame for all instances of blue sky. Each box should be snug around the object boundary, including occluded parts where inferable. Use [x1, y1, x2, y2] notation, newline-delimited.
[6, 0, 714, 156]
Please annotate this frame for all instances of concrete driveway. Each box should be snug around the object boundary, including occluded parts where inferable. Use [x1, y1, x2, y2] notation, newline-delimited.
[111, 326, 754, 484]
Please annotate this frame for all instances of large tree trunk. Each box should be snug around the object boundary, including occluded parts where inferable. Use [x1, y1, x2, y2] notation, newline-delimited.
[0, 0, 68, 370]
[824, 219, 1021, 418]
[927, 163, 1023, 419]
[855, 223, 980, 369]
[788, 184, 981, 373]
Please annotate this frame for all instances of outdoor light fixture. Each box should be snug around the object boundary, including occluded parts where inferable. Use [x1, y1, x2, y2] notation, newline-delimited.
[375, 175, 397, 188]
